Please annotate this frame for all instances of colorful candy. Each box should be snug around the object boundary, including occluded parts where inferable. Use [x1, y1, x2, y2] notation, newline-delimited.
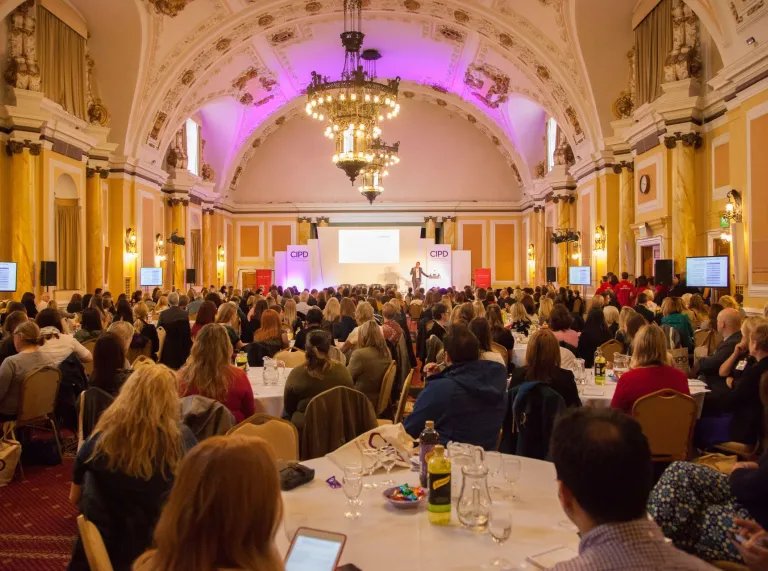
[388, 483, 426, 502]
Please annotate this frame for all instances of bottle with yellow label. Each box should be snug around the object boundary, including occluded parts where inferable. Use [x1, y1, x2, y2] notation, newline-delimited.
[594, 346, 606, 385]
[428, 444, 451, 525]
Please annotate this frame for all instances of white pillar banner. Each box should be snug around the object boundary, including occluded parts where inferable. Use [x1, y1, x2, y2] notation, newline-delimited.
[286, 245, 312, 291]
[426, 245, 452, 289]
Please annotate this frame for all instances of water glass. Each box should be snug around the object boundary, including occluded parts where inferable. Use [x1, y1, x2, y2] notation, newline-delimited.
[344, 463, 364, 506]
[342, 475, 362, 519]
[361, 448, 379, 489]
[613, 354, 629, 378]
[484, 451, 502, 492]
[378, 446, 397, 487]
[502, 457, 521, 500]
[489, 505, 513, 568]
[573, 358, 586, 385]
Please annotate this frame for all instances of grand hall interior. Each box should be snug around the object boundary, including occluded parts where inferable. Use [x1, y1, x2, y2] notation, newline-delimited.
[1, 0, 768, 569]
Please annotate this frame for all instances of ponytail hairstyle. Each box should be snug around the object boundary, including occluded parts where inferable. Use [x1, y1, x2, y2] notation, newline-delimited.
[134, 301, 149, 334]
[304, 330, 332, 379]
[14, 321, 43, 347]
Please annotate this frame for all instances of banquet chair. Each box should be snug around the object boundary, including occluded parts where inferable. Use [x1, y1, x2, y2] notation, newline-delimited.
[77, 515, 114, 571]
[275, 348, 307, 368]
[228, 413, 299, 461]
[394, 369, 414, 424]
[156, 326, 166, 361]
[491, 342, 508, 366]
[126, 342, 152, 365]
[376, 361, 398, 417]
[82, 339, 97, 377]
[409, 302, 423, 320]
[632, 389, 697, 462]
[598, 339, 624, 367]
[425, 334, 444, 366]
[2, 366, 63, 478]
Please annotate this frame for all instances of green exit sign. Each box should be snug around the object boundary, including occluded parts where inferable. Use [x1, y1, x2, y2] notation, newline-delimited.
[720, 216, 729, 229]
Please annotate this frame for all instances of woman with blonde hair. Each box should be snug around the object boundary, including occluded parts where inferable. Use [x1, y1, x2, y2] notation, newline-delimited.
[68, 364, 197, 570]
[615, 306, 637, 347]
[509, 302, 531, 335]
[216, 302, 243, 351]
[154, 295, 169, 318]
[537, 297, 554, 325]
[590, 294, 605, 312]
[441, 294, 453, 312]
[179, 323, 254, 423]
[718, 316, 767, 386]
[341, 301, 377, 354]
[134, 436, 283, 571]
[610, 324, 690, 413]
[685, 293, 709, 329]
[283, 299, 302, 337]
[603, 305, 620, 336]
[322, 296, 341, 335]
[133, 301, 159, 360]
[347, 320, 392, 407]
[718, 295, 739, 311]
[472, 300, 486, 319]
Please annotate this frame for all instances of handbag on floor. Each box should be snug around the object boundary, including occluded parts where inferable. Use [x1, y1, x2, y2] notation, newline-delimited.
[0, 430, 21, 486]
[668, 329, 690, 375]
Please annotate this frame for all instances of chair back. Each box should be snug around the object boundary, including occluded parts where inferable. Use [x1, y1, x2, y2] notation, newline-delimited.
[126, 342, 152, 365]
[598, 339, 624, 366]
[228, 413, 300, 461]
[328, 344, 346, 364]
[82, 339, 97, 377]
[274, 348, 307, 368]
[17, 367, 61, 425]
[632, 389, 697, 462]
[77, 515, 114, 571]
[376, 360, 397, 416]
[156, 326, 166, 361]
[573, 298, 582, 314]
[491, 342, 508, 366]
[425, 334, 444, 365]
[409, 302, 422, 320]
[394, 369, 414, 424]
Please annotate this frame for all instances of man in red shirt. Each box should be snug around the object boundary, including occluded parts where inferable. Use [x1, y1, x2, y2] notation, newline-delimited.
[595, 276, 613, 296]
[614, 272, 636, 307]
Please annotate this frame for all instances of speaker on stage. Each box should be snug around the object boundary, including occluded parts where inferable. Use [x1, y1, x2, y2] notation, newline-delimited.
[655, 259, 674, 286]
[40, 261, 57, 287]
[185, 269, 196, 284]
[546, 267, 557, 283]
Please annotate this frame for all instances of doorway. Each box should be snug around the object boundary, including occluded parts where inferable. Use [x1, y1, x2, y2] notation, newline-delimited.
[641, 244, 659, 278]
[713, 238, 730, 257]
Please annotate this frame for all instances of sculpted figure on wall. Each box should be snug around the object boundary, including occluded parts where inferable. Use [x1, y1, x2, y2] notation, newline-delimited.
[167, 128, 188, 170]
[664, 0, 701, 83]
[4, 0, 41, 92]
[552, 130, 574, 167]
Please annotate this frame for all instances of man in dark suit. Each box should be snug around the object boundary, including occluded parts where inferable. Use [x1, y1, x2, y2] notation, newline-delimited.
[692, 308, 743, 390]
[157, 292, 192, 369]
[157, 292, 189, 329]
[633, 293, 655, 323]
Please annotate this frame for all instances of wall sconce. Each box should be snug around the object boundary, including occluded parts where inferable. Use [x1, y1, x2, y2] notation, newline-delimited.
[720, 231, 732, 243]
[571, 241, 582, 261]
[125, 228, 138, 258]
[593, 225, 606, 252]
[724, 189, 742, 223]
[217, 245, 225, 266]
[155, 234, 166, 261]
[527, 243, 535, 262]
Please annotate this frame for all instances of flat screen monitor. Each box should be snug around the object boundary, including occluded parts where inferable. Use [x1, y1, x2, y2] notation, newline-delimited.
[140, 267, 163, 287]
[686, 256, 729, 288]
[568, 266, 591, 286]
[0, 262, 17, 292]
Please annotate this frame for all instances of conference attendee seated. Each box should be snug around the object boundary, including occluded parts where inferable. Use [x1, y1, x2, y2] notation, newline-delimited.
[603, 305, 619, 337]
[216, 302, 244, 352]
[334, 297, 357, 343]
[404, 324, 506, 450]
[108, 321, 134, 364]
[283, 299, 303, 337]
[718, 317, 766, 387]
[685, 294, 709, 330]
[247, 309, 289, 367]
[621, 313, 648, 355]
[577, 308, 612, 368]
[381, 302, 404, 345]
[550, 408, 712, 570]
[114, 298, 134, 324]
[89, 332, 133, 396]
[633, 292, 656, 323]
[0, 310, 27, 365]
[469, 317, 506, 366]
[340, 301, 377, 354]
[133, 435, 283, 571]
[191, 300, 217, 341]
[157, 292, 186, 329]
[509, 329, 580, 408]
[157, 295, 193, 371]
[661, 297, 694, 352]
[294, 307, 326, 351]
[322, 297, 341, 336]
[74, 308, 103, 345]
[614, 307, 636, 348]
[36, 309, 93, 366]
[609, 324, 690, 414]
[692, 308, 742, 388]
[186, 290, 204, 315]
[347, 321, 393, 407]
[548, 304, 580, 349]
[487, 304, 514, 365]
[178, 324, 254, 424]
[701, 324, 768, 446]
[68, 364, 197, 571]
[132, 302, 159, 360]
[508, 302, 532, 335]
[283, 330, 354, 430]
[0, 322, 55, 421]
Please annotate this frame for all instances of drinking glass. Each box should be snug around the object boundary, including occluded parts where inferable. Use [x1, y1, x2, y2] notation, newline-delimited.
[484, 451, 502, 492]
[613, 354, 629, 378]
[488, 505, 513, 568]
[344, 463, 364, 506]
[342, 475, 362, 519]
[502, 457, 521, 500]
[378, 445, 397, 487]
[573, 358, 586, 385]
[361, 448, 379, 489]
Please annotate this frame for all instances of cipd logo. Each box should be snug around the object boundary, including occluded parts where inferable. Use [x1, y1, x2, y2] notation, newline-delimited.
[290, 250, 309, 259]
[429, 249, 449, 258]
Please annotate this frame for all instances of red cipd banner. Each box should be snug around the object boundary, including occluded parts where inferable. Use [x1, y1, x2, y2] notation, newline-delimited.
[255, 269, 273, 291]
[474, 268, 491, 289]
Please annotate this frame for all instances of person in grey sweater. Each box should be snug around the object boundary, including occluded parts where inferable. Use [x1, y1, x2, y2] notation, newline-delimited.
[347, 321, 393, 408]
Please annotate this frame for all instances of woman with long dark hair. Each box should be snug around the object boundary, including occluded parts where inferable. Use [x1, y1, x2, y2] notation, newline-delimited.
[191, 300, 217, 341]
[74, 308, 103, 344]
[577, 307, 613, 367]
[20, 292, 37, 319]
[89, 332, 132, 396]
[114, 298, 134, 324]
[67, 293, 83, 315]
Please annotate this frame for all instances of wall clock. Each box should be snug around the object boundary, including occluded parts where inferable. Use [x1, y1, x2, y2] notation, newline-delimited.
[639, 174, 651, 194]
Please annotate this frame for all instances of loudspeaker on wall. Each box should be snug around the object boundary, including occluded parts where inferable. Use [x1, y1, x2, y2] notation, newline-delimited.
[40, 261, 57, 287]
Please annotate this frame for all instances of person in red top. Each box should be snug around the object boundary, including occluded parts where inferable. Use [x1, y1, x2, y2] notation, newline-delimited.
[595, 276, 613, 296]
[178, 323, 254, 423]
[611, 323, 690, 413]
[614, 272, 637, 308]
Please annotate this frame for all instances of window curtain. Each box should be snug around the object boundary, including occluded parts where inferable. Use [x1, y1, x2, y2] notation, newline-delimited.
[37, 7, 87, 120]
[634, 0, 672, 106]
[191, 229, 202, 285]
[56, 199, 81, 289]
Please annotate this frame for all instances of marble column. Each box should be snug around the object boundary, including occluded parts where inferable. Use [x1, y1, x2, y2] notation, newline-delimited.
[169, 198, 188, 291]
[534, 208, 546, 286]
[298, 218, 311, 245]
[556, 196, 572, 283]
[615, 161, 636, 276]
[442, 217, 456, 248]
[85, 167, 107, 292]
[202, 208, 215, 288]
[667, 134, 699, 274]
[424, 217, 437, 240]
[7, 142, 39, 299]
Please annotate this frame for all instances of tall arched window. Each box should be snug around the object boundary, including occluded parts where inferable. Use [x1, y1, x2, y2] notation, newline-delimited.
[186, 118, 200, 176]
[546, 117, 558, 172]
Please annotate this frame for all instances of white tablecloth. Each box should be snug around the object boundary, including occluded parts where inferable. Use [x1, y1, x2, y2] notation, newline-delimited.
[278, 456, 580, 571]
[512, 344, 528, 367]
[247, 367, 293, 417]
[580, 379, 708, 417]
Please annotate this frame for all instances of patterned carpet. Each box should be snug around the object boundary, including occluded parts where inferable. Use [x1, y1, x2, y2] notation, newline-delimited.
[0, 458, 77, 571]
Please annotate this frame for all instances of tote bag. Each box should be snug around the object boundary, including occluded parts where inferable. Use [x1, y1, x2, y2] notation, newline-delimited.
[0, 437, 21, 486]
[669, 329, 690, 375]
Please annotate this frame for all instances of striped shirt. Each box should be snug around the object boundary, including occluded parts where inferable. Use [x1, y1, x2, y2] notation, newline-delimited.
[552, 519, 715, 570]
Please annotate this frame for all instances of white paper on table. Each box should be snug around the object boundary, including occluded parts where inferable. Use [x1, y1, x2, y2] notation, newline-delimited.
[581, 386, 605, 396]
[527, 546, 579, 569]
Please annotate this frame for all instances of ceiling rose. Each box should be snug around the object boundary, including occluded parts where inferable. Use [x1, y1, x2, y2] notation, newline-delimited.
[148, 0, 193, 18]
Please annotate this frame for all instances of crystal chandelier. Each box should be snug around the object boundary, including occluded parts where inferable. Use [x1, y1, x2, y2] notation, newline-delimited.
[306, 0, 401, 184]
[358, 140, 400, 204]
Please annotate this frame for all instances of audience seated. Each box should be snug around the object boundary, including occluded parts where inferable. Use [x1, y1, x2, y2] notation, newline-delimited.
[613, 306, 636, 348]
[509, 302, 531, 335]
[283, 299, 303, 337]
[132, 302, 159, 360]
[294, 307, 325, 351]
[381, 302, 404, 346]
[68, 364, 197, 571]
[36, 308, 93, 366]
[283, 330, 354, 430]
[469, 317, 506, 366]
[487, 304, 514, 365]
[74, 308, 103, 345]
[718, 316, 766, 385]
[108, 321, 134, 361]
[621, 313, 647, 355]
[191, 300, 216, 341]
[685, 294, 709, 330]
[246, 299, 269, 337]
[692, 308, 742, 388]
[114, 299, 133, 323]
[156, 293, 186, 329]
[610, 324, 690, 413]
[0, 310, 27, 365]
[340, 301, 377, 354]
[550, 408, 711, 570]
[66, 293, 83, 315]
[178, 324, 254, 423]
[661, 297, 694, 352]
[216, 302, 244, 352]
[347, 321, 393, 407]
[603, 305, 620, 337]
[404, 324, 506, 450]
[549, 304, 580, 348]
[322, 297, 341, 336]
[577, 308, 613, 368]
[89, 332, 132, 396]
[134, 435, 283, 571]
[632, 292, 656, 323]
[0, 321, 54, 421]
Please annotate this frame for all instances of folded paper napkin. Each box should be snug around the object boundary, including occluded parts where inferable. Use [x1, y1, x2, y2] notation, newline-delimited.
[326, 423, 416, 472]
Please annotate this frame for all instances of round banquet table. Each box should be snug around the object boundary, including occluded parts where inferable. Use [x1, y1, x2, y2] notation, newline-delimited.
[579, 378, 709, 417]
[247, 367, 293, 417]
[277, 456, 580, 571]
[512, 344, 528, 368]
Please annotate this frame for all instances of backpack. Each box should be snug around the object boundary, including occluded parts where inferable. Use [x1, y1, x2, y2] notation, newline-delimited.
[499, 381, 565, 460]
